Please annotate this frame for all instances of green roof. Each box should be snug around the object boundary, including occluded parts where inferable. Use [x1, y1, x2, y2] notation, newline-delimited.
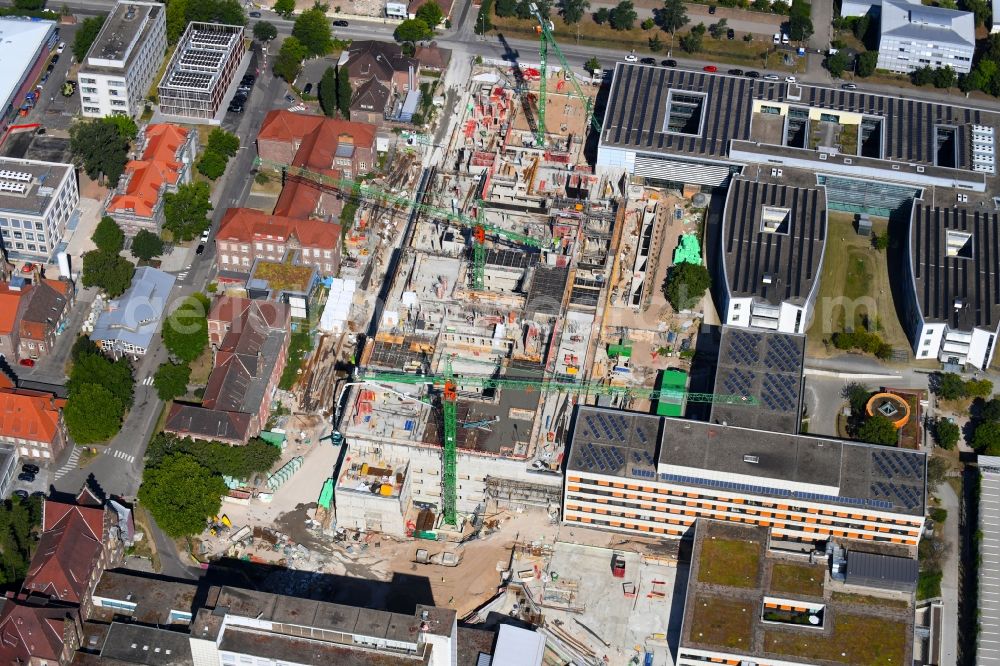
[673, 233, 702, 266]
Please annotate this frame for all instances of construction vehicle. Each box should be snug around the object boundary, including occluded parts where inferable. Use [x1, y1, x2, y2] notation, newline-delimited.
[611, 553, 626, 578]
[527, 2, 603, 147]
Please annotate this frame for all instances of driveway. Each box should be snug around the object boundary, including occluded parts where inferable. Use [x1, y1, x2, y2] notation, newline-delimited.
[937, 480, 960, 666]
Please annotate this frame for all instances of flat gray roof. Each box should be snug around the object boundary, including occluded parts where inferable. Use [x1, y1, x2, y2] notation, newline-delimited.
[978, 456, 1000, 666]
[711, 327, 805, 434]
[100, 623, 192, 665]
[0, 158, 72, 218]
[908, 202, 1000, 330]
[722, 177, 827, 307]
[567, 406, 927, 516]
[83, 1, 160, 70]
[845, 550, 919, 589]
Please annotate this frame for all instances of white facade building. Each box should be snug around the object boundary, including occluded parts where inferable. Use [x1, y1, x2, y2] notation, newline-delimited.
[0, 158, 79, 262]
[876, 0, 975, 74]
[78, 1, 167, 119]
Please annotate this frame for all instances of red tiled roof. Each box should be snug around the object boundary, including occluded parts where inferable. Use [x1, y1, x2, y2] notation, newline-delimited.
[292, 118, 375, 172]
[0, 287, 24, 335]
[209, 297, 289, 330]
[106, 124, 189, 218]
[217, 208, 341, 250]
[0, 600, 71, 663]
[0, 388, 63, 444]
[258, 111, 376, 161]
[257, 110, 326, 143]
[272, 178, 324, 219]
[22, 500, 106, 604]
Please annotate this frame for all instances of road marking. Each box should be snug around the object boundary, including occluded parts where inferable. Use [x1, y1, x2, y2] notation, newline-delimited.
[52, 447, 82, 481]
[141, 376, 154, 386]
[108, 450, 135, 463]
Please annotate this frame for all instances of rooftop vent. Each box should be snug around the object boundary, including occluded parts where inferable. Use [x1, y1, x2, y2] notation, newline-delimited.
[954, 298, 966, 310]
[762, 274, 774, 285]
[743, 454, 760, 464]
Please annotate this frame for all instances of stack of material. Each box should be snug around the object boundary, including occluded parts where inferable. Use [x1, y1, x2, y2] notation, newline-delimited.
[318, 278, 357, 333]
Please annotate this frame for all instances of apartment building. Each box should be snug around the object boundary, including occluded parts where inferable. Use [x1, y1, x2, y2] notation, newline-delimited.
[0, 157, 79, 262]
[564, 406, 926, 550]
[215, 208, 341, 277]
[0, 370, 67, 461]
[78, 1, 167, 119]
[157, 22, 246, 124]
[105, 123, 198, 235]
[0, 271, 74, 363]
[90, 266, 176, 358]
[876, 0, 975, 74]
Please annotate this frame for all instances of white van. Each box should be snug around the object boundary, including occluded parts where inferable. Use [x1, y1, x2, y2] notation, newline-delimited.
[782, 33, 789, 44]
[773, 33, 780, 44]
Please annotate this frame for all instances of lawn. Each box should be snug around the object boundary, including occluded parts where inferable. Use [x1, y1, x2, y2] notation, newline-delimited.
[764, 613, 907, 664]
[805, 212, 911, 358]
[917, 569, 943, 600]
[188, 345, 215, 387]
[253, 261, 314, 293]
[279, 329, 313, 390]
[698, 538, 762, 588]
[830, 592, 909, 609]
[769, 563, 825, 597]
[688, 595, 755, 650]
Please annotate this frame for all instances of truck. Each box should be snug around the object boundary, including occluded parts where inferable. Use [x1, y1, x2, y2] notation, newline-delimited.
[611, 553, 626, 578]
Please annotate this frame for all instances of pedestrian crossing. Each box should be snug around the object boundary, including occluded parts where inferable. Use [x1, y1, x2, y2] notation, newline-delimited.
[176, 270, 190, 280]
[52, 447, 81, 481]
[107, 450, 136, 464]
[140, 376, 154, 386]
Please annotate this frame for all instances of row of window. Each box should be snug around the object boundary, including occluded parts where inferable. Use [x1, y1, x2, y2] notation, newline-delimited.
[1, 229, 46, 242]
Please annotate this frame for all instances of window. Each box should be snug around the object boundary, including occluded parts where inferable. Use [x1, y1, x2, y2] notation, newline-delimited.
[80, 77, 96, 84]
[13, 231, 22, 240]
[11, 219, 20, 228]
[324, 250, 332, 258]
[266, 243, 273, 252]
[34, 221, 42, 230]
[84, 106, 101, 114]
[111, 100, 127, 107]
[109, 89, 119, 96]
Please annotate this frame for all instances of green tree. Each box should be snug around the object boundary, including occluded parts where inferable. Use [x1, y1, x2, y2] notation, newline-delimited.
[961, 59, 999, 95]
[495, 0, 517, 17]
[146, 433, 282, 479]
[208, 130, 238, 159]
[856, 50, 878, 77]
[274, 0, 296, 17]
[965, 0, 991, 27]
[166, 0, 189, 43]
[138, 453, 228, 538]
[932, 66, 956, 89]
[103, 115, 139, 142]
[872, 232, 889, 250]
[584, 56, 601, 73]
[415, 0, 444, 27]
[81, 250, 134, 297]
[649, 33, 663, 51]
[274, 35, 308, 82]
[708, 18, 727, 38]
[153, 362, 191, 401]
[559, 0, 589, 24]
[337, 66, 352, 119]
[679, 23, 706, 53]
[935, 372, 966, 400]
[131, 229, 165, 262]
[13, 0, 47, 9]
[163, 181, 212, 241]
[253, 20, 278, 42]
[965, 378, 994, 399]
[825, 50, 849, 77]
[92, 216, 124, 254]
[395, 18, 433, 43]
[842, 382, 871, 415]
[162, 293, 210, 363]
[475, 0, 494, 33]
[609, 0, 636, 30]
[0, 495, 42, 586]
[911, 65, 934, 86]
[185, 0, 246, 26]
[68, 346, 134, 407]
[973, 420, 1000, 455]
[663, 261, 710, 311]
[982, 397, 1000, 422]
[658, 0, 689, 34]
[858, 414, 898, 446]
[70, 118, 130, 187]
[197, 150, 228, 180]
[73, 15, 107, 62]
[787, 0, 812, 41]
[65, 384, 123, 443]
[293, 5, 334, 57]
[933, 418, 960, 451]
[593, 7, 609, 23]
[319, 66, 338, 116]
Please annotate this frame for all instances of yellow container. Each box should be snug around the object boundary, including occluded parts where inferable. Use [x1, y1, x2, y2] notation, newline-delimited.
[380, 484, 393, 496]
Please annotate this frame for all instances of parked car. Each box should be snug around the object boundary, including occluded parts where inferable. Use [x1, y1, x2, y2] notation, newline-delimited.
[56, 41, 65, 54]
[640, 57, 656, 64]
[12, 490, 28, 501]
[241, 74, 256, 86]
[303, 82, 313, 94]
[21, 464, 39, 475]
[228, 99, 244, 113]
[763, 73, 780, 81]
[841, 83, 858, 90]
[249, 10, 261, 17]
[18, 358, 34, 367]
[51, 54, 59, 64]
[196, 244, 205, 255]
[703, 65, 718, 72]
[661, 59, 677, 67]
[726, 28, 735, 40]
[624, 53, 637, 63]
[17, 472, 35, 483]
[785, 75, 797, 83]
[745, 70, 760, 78]
[46, 63, 55, 74]
[728, 68, 743, 75]
[708, 4, 716, 13]
[333, 19, 349, 26]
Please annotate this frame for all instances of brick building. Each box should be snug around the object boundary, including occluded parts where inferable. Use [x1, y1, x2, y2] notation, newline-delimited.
[215, 208, 341, 278]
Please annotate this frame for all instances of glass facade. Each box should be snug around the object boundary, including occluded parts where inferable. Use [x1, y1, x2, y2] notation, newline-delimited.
[816, 174, 922, 217]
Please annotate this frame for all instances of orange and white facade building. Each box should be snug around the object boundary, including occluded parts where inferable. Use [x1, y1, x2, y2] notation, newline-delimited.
[563, 407, 926, 551]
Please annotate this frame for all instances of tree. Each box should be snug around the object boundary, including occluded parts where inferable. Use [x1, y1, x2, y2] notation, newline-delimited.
[872, 232, 889, 250]
[395, 18, 433, 43]
[934, 418, 960, 451]
[935, 372, 966, 400]
[185, 0, 246, 26]
[197, 150, 227, 180]
[207, 128, 239, 157]
[649, 34, 663, 51]
[663, 262, 710, 311]
[145, 433, 282, 480]
[965, 0, 991, 27]
[559, 0, 589, 24]
[293, 5, 333, 57]
[166, 0, 189, 43]
[104, 115, 139, 142]
[163, 181, 212, 241]
[475, 0, 494, 33]
[274, 0, 296, 17]
[593, 7, 609, 23]
[856, 50, 878, 77]
[337, 66, 352, 119]
[708, 18, 728, 39]
[65, 384, 123, 443]
[153, 362, 191, 401]
[415, 0, 444, 27]
[319, 66, 337, 116]
[0, 495, 42, 586]
[965, 378, 994, 399]
[584, 56, 601, 73]
[138, 453, 228, 538]
[253, 20, 278, 42]
[911, 65, 934, 86]
[81, 250, 134, 297]
[982, 397, 1000, 422]
[131, 229, 164, 262]
[973, 420, 1000, 455]
[932, 66, 956, 89]
[825, 50, 849, 77]
[68, 341, 134, 407]
[273, 35, 308, 82]
[13, 0, 46, 9]
[73, 15, 106, 62]
[659, 0, 688, 34]
[679, 23, 706, 53]
[787, 0, 812, 41]
[70, 119, 130, 187]
[858, 414, 898, 446]
[608, 0, 636, 30]
[162, 293, 210, 363]
[495, 0, 517, 17]
[92, 216, 124, 254]
[926, 455, 949, 489]
[842, 382, 871, 415]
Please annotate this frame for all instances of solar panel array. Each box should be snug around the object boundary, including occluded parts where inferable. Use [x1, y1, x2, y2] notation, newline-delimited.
[576, 441, 626, 474]
[762, 373, 798, 412]
[191, 29, 237, 48]
[572, 410, 659, 480]
[871, 449, 923, 480]
[167, 71, 213, 90]
[581, 412, 629, 443]
[765, 333, 802, 372]
[658, 473, 893, 510]
[723, 368, 755, 398]
[726, 330, 762, 366]
[869, 481, 922, 511]
[179, 49, 224, 71]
